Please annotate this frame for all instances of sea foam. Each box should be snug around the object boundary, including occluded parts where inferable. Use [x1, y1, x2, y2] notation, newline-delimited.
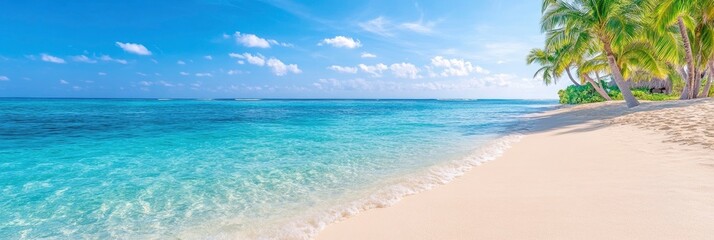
[201, 134, 523, 240]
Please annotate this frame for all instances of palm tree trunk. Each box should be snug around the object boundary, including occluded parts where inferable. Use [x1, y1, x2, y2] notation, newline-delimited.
[595, 72, 608, 90]
[584, 74, 612, 101]
[602, 39, 639, 108]
[678, 66, 690, 97]
[693, 69, 703, 97]
[699, 62, 713, 98]
[565, 68, 581, 86]
[677, 16, 697, 99]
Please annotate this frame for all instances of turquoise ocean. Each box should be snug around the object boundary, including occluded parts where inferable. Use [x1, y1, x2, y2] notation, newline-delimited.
[0, 99, 557, 239]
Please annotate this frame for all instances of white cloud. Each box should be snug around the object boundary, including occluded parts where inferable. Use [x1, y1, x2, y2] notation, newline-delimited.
[319, 36, 361, 48]
[412, 73, 534, 91]
[137, 80, 177, 88]
[136, 72, 148, 76]
[227, 70, 244, 75]
[390, 63, 421, 79]
[328, 65, 358, 74]
[266, 58, 301, 76]
[313, 78, 372, 91]
[0, 76, 9, 81]
[430, 56, 488, 77]
[98, 72, 107, 76]
[179, 72, 190, 76]
[312, 78, 402, 92]
[359, 17, 393, 36]
[229, 53, 265, 66]
[99, 55, 128, 64]
[360, 16, 437, 36]
[195, 73, 213, 77]
[245, 55, 265, 66]
[412, 79, 487, 91]
[177, 60, 186, 65]
[237, 60, 245, 65]
[229, 53, 300, 76]
[204, 55, 213, 60]
[71, 55, 97, 63]
[115, 42, 152, 55]
[233, 31, 291, 48]
[41, 54, 65, 64]
[267, 39, 293, 47]
[358, 63, 388, 77]
[59, 79, 69, 84]
[399, 20, 436, 34]
[232, 32, 291, 48]
[157, 81, 175, 87]
[361, 52, 377, 58]
[236, 32, 269, 48]
[478, 74, 517, 87]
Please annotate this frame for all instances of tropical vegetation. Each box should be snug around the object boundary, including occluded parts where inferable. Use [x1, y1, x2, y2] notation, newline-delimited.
[529, 0, 714, 107]
[557, 82, 680, 104]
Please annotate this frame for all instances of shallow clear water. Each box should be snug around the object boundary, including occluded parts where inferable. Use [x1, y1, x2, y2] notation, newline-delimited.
[0, 99, 556, 239]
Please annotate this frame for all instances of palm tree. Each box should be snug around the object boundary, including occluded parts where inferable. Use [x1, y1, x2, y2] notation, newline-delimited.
[527, 48, 559, 86]
[639, 11, 687, 94]
[542, 0, 642, 107]
[527, 46, 613, 101]
[700, 61, 714, 97]
[526, 48, 581, 86]
[547, 27, 614, 100]
[653, 0, 714, 99]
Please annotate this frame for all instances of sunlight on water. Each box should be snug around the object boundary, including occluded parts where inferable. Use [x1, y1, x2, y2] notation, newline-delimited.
[0, 99, 556, 239]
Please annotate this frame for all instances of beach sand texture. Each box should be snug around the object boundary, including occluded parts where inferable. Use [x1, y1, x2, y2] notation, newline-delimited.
[317, 99, 714, 240]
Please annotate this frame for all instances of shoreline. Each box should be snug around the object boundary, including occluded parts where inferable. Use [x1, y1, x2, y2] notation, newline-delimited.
[316, 99, 714, 239]
[233, 134, 529, 239]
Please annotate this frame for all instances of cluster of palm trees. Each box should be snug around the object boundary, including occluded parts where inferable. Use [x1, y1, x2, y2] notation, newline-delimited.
[527, 0, 714, 107]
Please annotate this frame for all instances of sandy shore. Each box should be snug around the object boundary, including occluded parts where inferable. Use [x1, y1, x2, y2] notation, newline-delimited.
[317, 99, 714, 240]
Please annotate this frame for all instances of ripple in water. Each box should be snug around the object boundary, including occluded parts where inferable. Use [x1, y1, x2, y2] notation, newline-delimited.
[0, 99, 557, 239]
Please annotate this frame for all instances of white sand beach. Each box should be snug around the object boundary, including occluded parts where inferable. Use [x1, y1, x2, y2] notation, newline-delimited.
[317, 99, 714, 240]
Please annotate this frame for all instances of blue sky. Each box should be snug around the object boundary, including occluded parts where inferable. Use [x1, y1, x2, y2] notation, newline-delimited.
[0, 0, 569, 99]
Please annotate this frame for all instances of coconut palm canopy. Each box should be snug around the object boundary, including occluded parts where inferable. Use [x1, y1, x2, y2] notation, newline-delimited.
[531, 0, 714, 106]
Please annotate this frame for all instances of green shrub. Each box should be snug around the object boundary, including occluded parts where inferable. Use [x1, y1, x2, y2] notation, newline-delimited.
[558, 84, 608, 104]
[558, 82, 679, 105]
[608, 87, 679, 101]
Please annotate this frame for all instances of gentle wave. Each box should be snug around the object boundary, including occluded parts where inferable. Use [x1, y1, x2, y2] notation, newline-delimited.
[524, 104, 560, 108]
[195, 134, 523, 240]
[0, 99, 555, 239]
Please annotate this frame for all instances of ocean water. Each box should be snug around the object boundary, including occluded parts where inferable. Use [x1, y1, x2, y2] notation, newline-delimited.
[0, 99, 557, 239]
